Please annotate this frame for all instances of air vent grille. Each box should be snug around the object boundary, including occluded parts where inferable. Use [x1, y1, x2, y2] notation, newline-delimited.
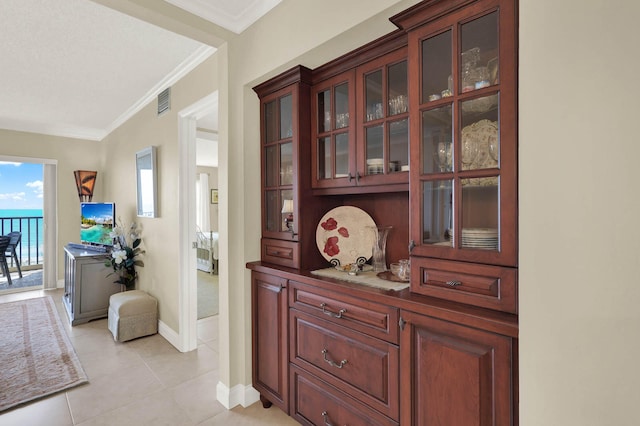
[158, 88, 171, 116]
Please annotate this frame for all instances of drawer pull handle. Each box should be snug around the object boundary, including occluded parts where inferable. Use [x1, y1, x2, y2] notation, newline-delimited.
[321, 411, 341, 426]
[321, 349, 348, 369]
[446, 280, 462, 287]
[320, 303, 346, 319]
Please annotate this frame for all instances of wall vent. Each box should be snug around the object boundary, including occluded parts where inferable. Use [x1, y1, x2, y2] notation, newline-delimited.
[158, 88, 171, 116]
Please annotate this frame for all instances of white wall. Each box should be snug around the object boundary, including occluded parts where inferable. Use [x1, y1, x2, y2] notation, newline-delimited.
[100, 53, 219, 331]
[519, 0, 640, 424]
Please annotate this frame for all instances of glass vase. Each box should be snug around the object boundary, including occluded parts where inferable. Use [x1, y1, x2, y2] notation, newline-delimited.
[370, 226, 392, 272]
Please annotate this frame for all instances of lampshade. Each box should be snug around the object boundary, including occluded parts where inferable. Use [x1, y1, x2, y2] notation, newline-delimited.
[281, 199, 294, 214]
[74, 170, 97, 202]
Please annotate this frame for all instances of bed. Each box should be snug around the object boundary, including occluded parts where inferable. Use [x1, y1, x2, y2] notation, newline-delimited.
[196, 229, 219, 274]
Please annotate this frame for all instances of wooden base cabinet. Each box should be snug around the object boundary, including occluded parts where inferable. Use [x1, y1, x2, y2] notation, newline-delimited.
[251, 272, 289, 412]
[290, 365, 398, 426]
[399, 310, 514, 426]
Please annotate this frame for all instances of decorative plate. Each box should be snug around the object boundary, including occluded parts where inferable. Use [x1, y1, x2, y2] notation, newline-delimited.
[461, 119, 499, 186]
[316, 206, 377, 267]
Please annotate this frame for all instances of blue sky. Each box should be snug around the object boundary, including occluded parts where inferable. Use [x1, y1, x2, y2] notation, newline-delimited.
[0, 161, 44, 210]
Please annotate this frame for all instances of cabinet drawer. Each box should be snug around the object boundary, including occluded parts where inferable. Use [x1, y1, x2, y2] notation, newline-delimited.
[289, 280, 399, 343]
[411, 258, 517, 314]
[261, 238, 299, 268]
[290, 310, 399, 420]
[290, 365, 398, 426]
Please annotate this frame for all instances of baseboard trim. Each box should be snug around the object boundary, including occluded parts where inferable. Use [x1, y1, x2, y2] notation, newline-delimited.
[158, 320, 182, 351]
[216, 381, 260, 409]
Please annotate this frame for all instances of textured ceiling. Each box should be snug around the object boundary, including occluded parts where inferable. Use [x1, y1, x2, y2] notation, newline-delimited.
[0, 0, 280, 142]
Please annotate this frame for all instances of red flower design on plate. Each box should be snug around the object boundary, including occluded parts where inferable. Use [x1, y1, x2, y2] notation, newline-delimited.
[323, 236, 340, 257]
[338, 227, 349, 238]
[321, 217, 338, 231]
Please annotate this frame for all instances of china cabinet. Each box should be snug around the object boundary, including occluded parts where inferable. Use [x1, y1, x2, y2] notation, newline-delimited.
[399, 0, 517, 268]
[311, 71, 356, 189]
[390, 0, 518, 315]
[355, 47, 409, 188]
[250, 0, 518, 424]
[311, 32, 409, 194]
[254, 66, 328, 270]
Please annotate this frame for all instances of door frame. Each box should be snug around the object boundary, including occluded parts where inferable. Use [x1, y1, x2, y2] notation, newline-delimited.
[0, 155, 57, 290]
[177, 91, 219, 351]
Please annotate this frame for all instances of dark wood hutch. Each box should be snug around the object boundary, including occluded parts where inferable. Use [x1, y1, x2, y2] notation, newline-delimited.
[248, 0, 518, 424]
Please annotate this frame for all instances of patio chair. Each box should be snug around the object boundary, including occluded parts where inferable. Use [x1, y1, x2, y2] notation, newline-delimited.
[5, 232, 22, 278]
[0, 236, 12, 285]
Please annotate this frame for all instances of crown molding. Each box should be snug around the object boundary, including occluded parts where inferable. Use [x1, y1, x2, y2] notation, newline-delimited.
[165, 0, 282, 34]
[103, 45, 217, 139]
[0, 117, 105, 141]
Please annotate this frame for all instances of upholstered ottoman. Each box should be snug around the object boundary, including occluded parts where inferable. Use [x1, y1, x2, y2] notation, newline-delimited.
[108, 290, 158, 342]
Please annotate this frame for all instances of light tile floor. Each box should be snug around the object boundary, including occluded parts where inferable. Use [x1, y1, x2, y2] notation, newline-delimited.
[0, 288, 298, 426]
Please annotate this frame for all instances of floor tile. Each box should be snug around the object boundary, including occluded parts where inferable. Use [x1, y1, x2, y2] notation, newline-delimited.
[0, 285, 292, 426]
[0, 394, 74, 426]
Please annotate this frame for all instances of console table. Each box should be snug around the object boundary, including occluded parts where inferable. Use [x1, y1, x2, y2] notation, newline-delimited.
[63, 245, 123, 325]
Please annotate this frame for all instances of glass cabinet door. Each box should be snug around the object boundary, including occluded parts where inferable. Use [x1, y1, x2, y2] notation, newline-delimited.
[357, 48, 409, 186]
[410, 1, 517, 266]
[263, 91, 298, 240]
[312, 72, 355, 188]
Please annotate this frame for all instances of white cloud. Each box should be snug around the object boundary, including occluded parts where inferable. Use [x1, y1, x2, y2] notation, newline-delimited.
[0, 162, 22, 166]
[26, 180, 43, 193]
[0, 192, 26, 201]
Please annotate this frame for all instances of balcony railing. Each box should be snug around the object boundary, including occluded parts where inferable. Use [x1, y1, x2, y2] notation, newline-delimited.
[0, 215, 44, 269]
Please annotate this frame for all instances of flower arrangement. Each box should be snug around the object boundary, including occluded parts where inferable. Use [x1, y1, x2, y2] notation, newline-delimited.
[105, 219, 144, 290]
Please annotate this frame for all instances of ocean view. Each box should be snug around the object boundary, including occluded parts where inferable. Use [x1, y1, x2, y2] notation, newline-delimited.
[0, 209, 44, 265]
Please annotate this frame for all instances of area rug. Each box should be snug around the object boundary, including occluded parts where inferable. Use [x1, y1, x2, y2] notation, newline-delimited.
[0, 296, 88, 412]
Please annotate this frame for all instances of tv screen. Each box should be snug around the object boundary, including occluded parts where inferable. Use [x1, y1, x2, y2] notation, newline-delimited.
[80, 202, 115, 246]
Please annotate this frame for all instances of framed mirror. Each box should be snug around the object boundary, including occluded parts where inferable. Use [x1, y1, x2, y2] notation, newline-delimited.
[136, 146, 158, 217]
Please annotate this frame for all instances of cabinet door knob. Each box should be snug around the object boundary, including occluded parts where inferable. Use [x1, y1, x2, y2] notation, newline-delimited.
[347, 172, 354, 182]
[320, 302, 346, 318]
[321, 349, 348, 369]
[399, 316, 407, 331]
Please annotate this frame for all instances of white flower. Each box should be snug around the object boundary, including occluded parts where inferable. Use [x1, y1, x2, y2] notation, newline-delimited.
[112, 250, 127, 265]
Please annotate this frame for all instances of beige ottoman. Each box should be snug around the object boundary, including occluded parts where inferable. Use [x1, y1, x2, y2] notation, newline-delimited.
[108, 290, 158, 342]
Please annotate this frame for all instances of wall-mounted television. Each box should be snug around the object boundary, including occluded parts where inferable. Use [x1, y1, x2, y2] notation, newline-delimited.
[80, 202, 115, 247]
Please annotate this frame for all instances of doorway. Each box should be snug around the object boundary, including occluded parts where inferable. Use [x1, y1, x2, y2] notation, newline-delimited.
[0, 156, 57, 293]
[177, 92, 220, 352]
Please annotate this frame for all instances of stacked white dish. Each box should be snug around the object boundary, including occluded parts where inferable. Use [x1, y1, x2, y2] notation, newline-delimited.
[461, 228, 498, 250]
[367, 158, 384, 174]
